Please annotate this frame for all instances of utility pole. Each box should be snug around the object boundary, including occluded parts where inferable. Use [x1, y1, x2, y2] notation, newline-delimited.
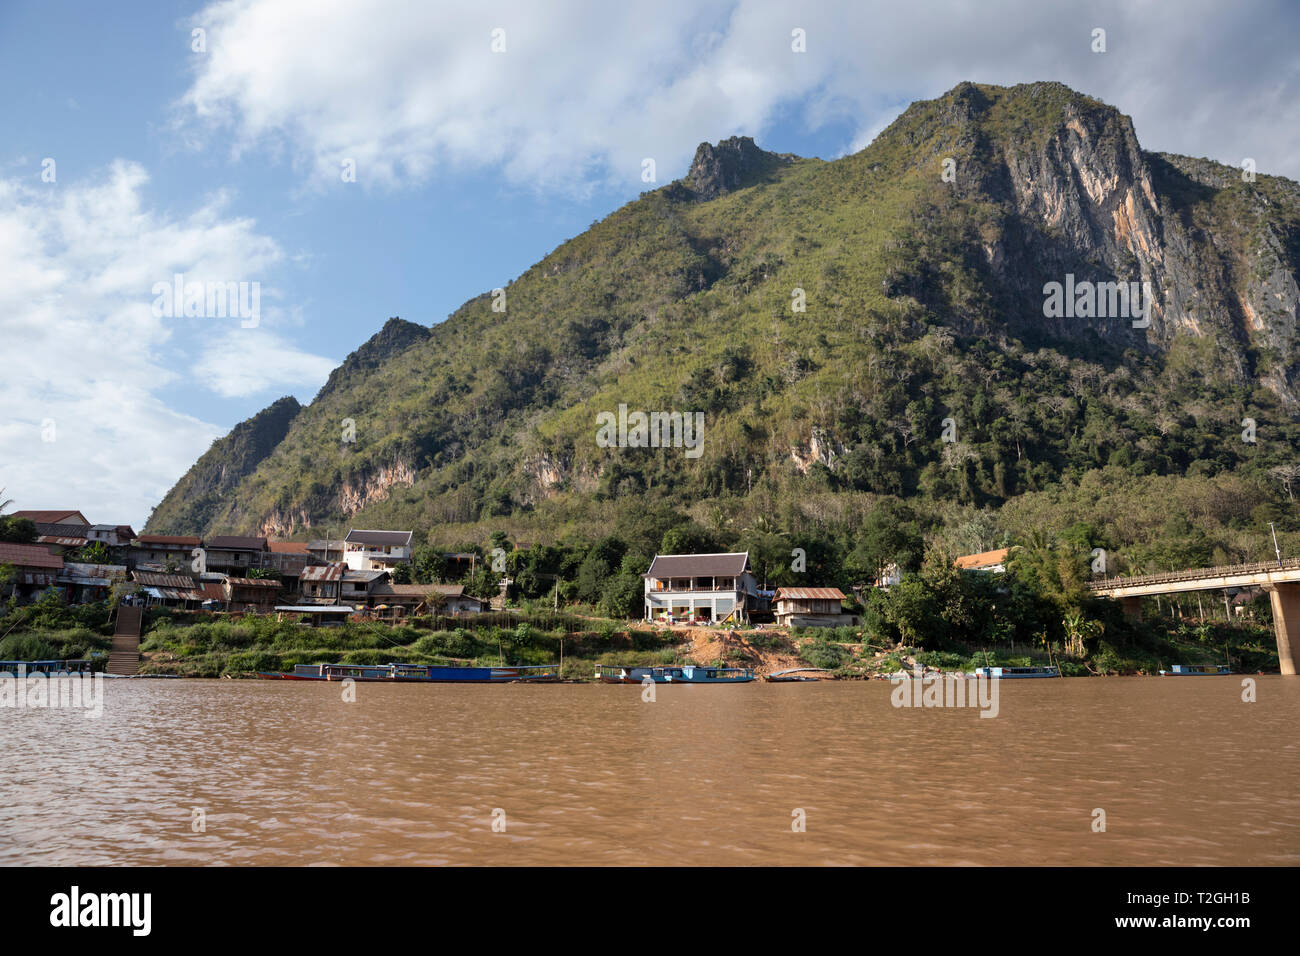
[1270, 522, 1283, 568]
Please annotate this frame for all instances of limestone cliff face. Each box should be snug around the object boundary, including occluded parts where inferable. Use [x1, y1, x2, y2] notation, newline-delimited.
[917, 82, 1300, 406]
[144, 395, 301, 534]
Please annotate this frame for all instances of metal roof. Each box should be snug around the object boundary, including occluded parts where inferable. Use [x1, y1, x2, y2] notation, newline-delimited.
[0, 542, 64, 570]
[345, 529, 413, 547]
[300, 563, 345, 582]
[224, 577, 281, 587]
[132, 571, 198, 589]
[135, 535, 201, 547]
[645, 552, 750, 579]
[772, 587, 846, 601]
[206, 535, 268, 551]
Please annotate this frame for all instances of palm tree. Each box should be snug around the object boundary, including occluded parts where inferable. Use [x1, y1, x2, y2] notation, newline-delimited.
[0, 488, 12, 515]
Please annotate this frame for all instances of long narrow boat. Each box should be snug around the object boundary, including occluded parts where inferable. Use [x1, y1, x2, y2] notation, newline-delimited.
[765, 667, 832, 682]
[1158, 664, 1232, 676]
[594, 664, 754, 684]
[966, 665, 1061, 679]
[257, 662, 559, 683]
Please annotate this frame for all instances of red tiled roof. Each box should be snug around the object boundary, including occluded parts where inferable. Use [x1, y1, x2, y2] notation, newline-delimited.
[0, 542, 65, 570]
[10, 510, 88, 524]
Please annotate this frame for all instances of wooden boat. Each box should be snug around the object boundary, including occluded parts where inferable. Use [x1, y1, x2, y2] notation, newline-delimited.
[966, 665, 1061, 679]
[765, 668, 832, 682]
[594, 664, 754, 684]
[257, 662, 559, 682]
[1159, 664, 1232, 676]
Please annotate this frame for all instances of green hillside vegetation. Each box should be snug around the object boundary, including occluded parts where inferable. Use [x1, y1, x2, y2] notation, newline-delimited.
[135, 81, 1300, 669]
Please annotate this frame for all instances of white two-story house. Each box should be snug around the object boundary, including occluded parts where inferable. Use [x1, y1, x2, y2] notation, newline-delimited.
[343, 529, 413, 571]
[643, 552, 760, 624]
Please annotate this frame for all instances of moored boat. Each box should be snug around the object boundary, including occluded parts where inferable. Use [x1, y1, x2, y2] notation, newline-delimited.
[594, 664, 754, 683]
[1158, 664, 1232, 676]
[257, 662, 559, 682]
[966, 665, 1061, 679]
[765, 668, 832, 682]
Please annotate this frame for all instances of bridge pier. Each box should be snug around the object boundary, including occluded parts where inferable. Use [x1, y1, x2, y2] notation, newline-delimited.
[1264, 583, 1299, 676]
[1120, 597, 1142, 623]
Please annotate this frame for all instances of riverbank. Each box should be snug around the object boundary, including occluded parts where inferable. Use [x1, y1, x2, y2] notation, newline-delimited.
[0, 602, 1279, 678]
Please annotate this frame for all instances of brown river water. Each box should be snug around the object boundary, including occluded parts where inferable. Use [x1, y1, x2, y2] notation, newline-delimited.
[2, 676, 1297, 866]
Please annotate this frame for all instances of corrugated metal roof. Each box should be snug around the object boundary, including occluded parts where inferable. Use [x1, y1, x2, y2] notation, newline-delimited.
[132, 571, 198, 589]
[342, 568, 388, 582]
[135, 535, 201, 547]
[645, 552, 750, 579]
[300, 563, 345, 582]
[0, 542, 64, 570]
[772, 587, 846, 601]
[225, 577, 280, 587]
[37, 535, 88, 548]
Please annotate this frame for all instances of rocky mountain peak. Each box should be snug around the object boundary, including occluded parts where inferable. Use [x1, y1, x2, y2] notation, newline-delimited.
[679, 135, 794, 201]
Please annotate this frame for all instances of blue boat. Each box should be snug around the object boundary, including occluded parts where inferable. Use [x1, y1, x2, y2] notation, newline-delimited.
[1159, 664, 1232, 676]
[257, 662, 559, 682]
[0, 659, 99, 676]
[594, 664, 754, 683]
[966, 665, 1061, 679]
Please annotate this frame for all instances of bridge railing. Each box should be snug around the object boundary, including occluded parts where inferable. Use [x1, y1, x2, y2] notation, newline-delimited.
[1088, 558, 1300, 591]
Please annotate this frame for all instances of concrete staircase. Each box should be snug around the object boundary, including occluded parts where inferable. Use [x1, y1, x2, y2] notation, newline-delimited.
[107, 605, 143, 676]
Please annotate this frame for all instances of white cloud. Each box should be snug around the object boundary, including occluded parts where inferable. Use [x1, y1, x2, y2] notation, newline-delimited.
[0, 163, 334, 529]
[192, 328, 337, 398]
[178, 0, 1300, 190]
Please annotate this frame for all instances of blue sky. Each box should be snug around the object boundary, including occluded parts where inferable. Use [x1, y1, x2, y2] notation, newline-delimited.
[3, 0, 1298, 529]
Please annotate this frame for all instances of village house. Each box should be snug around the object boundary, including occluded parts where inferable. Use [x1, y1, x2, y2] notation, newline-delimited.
[771, 587, 857, 628]
[299, 563, 345, 604]
[307, 539, 346, 564]
[259, 540, 318, 590]
[368, 582, 487, 617]
[86, 524, 137, 548]
[203, 535, 269, 575]
[130, 534, 202, 569]
[341, 567, 391, 605]
[56, 562, 128, 604]
[222, 576, 282, 613]
[954, 548, 1011, 573]
[643, 552, 761, 624]
[343, 529, 413, 571]
[0, 541, 65, 601]
[32, 522, 90, 552]
[129, 570, 205, 608]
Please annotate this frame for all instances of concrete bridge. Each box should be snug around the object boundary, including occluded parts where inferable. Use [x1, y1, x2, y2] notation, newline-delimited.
[1088, 559, 1300, 675]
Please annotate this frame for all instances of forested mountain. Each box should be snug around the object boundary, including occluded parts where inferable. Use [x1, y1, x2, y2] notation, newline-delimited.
[146, 80, 1300, 577]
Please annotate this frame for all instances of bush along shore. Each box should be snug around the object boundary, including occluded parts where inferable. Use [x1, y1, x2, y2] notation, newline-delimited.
[0, 591, 1278, 679]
